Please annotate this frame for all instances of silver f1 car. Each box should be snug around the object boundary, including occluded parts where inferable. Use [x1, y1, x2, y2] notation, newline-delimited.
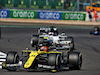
[31, 27, 74, 50]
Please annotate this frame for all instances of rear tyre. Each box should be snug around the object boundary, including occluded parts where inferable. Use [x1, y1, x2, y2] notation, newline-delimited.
[38, 38, 44, 44]
[48, 54, 61, 72]
[6, 51, 19, 71]
[67, 52, 82, 70]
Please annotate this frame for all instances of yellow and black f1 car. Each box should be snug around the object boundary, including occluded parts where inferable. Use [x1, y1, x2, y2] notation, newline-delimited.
[2, 40, 82, 72]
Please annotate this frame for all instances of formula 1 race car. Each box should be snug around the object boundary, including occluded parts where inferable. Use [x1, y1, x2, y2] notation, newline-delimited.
[31, 27, 74, 50]
[90, 27, 100, 35]
[1, 40, 82, 72]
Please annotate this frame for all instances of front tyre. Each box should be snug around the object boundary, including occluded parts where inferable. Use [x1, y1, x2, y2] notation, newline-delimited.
[6, 51, 19, 71]
[48, 54, 61, 72]
[31, 35, 39, 47]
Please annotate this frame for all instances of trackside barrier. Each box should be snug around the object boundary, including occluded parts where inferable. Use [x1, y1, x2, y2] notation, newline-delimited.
[0, 9, 10, 18]
[0, 52, 6, 69]
[62, 12, 86, 21]
[37, 11, 62, 20]
[0, 9, 87, 21]
[10, 10, 37, 19]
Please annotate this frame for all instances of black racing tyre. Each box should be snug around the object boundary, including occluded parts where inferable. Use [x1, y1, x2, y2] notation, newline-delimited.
[6, 51, 19, 71]
[6, 51, 19, 64]
[31, 44, 34, 47]
[38, 38, 44, 44]
[67, 52, 82, 70]
[31, 35, 39, 47]
[48, 54, 61, 71]
[94, 27, 99, 32]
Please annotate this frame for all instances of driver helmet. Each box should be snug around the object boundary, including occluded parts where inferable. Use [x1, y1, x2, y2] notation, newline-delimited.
[48, 32, 54, 35]
[40, 46, 48, 52]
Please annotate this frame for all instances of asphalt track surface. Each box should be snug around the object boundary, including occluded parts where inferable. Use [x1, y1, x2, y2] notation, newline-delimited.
[0, 26, 100, 75]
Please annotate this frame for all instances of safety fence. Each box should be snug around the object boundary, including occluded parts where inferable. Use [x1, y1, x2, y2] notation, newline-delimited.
[1, 0, 99, 11]
[0, 0, 76, 11]
[0, 9, 86, 21]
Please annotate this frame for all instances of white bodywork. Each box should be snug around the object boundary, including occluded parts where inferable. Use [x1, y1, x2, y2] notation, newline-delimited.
[0, 52, 7, 69]
[31, 27, 73, 50]
[39, 33, 72, 49]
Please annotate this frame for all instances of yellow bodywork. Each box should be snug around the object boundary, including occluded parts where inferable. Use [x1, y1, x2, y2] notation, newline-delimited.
[22, 49, 62, 68]
[23, 51, 38, 68]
